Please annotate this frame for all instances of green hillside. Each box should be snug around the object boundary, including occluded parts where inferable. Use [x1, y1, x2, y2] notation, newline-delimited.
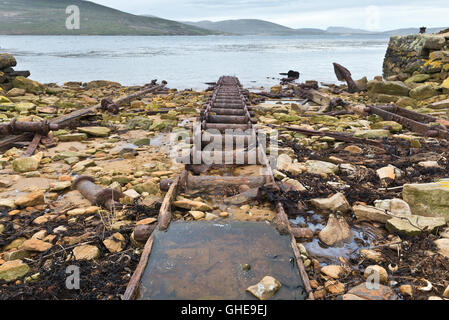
[0, 0, 217, 35]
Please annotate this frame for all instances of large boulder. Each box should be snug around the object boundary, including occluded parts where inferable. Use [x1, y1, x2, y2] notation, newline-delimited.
[409, 84, 439, 100]
[12, 76, 43, 94]
[402, 183, 449, 221]
[367, 80, 410, 97]
[404, 74, 431, 85]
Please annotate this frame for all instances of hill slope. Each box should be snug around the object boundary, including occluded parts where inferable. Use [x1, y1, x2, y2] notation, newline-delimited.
[0, 0, 216, 35]
[184, 19, 325, 35]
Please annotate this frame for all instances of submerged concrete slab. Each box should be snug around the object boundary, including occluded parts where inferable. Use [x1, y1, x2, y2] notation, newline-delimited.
[137, 221, 305, 300]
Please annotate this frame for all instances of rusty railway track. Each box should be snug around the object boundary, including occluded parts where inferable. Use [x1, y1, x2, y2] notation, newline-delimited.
[124, 76, 314, 300]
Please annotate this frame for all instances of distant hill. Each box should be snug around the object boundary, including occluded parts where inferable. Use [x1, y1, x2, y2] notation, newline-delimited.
[0, 0, 216, 35]
[184, 20, 448, 36]
[327, 26, 448, 35]
[184, 19, 297, 35]
[326, 27, 373, 34]
[184, 19, 327, 35]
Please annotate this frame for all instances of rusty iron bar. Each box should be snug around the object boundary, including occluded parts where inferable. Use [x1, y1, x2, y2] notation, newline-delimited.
[72, 176, 124, 211]
[368, 105, 449, 139]
[208, 114, 255, 124]
[270, 124, 385, 148]
[0, 119, 59, 136]
[377, 104, 439, 124]
[209, 108, 255, 116]
[160, 174, 268, 192]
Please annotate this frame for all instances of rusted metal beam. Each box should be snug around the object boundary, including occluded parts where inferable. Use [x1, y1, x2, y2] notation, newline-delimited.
[0, 119, 59, 136]
[368, 104, 449, 139]
[160, 174, 268, 192]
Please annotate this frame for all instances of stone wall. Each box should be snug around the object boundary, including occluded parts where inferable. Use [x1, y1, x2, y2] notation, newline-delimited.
[383, 32, 449, 81]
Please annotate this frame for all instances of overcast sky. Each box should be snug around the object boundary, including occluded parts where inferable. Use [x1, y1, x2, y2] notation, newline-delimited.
[89, 0, 449, 30]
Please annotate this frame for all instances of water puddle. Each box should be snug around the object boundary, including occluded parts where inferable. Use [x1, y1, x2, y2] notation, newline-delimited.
[137, 221, 306, 300]
[290, 211, 373, 264]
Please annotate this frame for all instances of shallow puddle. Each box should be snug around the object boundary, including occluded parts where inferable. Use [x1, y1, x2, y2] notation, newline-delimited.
[137, 221, 306, 300]
[290, 211, 373, 263]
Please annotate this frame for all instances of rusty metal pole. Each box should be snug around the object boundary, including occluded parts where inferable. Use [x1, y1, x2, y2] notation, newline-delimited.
[0, 119, 60, 136]
[73, 176, 124, 211]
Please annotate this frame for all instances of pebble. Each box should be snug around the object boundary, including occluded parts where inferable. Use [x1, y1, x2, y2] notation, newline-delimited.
[72, 245, 100, 261]
[246, 276, 282, 300]
[21, 238, 52, 252]
[321, 265, 346, 279]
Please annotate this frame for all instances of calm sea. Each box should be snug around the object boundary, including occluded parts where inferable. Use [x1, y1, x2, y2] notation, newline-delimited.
[0, 35, 390, 90]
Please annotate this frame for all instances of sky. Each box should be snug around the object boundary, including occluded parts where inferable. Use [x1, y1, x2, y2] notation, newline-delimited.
[87, 0, 449, 31]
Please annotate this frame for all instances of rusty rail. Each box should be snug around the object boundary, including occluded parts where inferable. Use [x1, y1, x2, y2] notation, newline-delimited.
[368, 104, 449, 139]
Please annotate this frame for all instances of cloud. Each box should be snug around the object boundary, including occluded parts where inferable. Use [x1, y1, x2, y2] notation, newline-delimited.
[87, 0, 449, 30]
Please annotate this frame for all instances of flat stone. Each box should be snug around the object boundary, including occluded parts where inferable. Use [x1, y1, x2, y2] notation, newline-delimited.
[344, 283, 397, 300]
[14, 191, 45, 207]
[371, 121, 402, 133]
[78, 126, 111, 137]
[21, 238, 52, 252]
[310, 193, 351, 213]
[354, 129, 390, 139]
[0, 198, 17, 209]
[321, 265, 346, 279]
[344, 145, 363, 154]
[49, 181, 72, 191]
[353, 205, 395, 224]
[73, 245, 100, 261]
[305, 160, 339, 175]
[173, 199, 212, 211]
[12, 156, 40, 173]
[367, 80, 410, 96]
[0, 260, 30, 282]
[189, 211, 206, 220]
[58, 133, 88, 142]
[374, 198, 411, 215]
[246, 276, 282, 300]
[386, 215, 446, 236]
[402, 183, 449, 221]
[376, 166, 396, 180]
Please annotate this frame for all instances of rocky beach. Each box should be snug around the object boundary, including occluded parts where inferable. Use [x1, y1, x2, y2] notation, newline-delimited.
[1, 30, 449, 300]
